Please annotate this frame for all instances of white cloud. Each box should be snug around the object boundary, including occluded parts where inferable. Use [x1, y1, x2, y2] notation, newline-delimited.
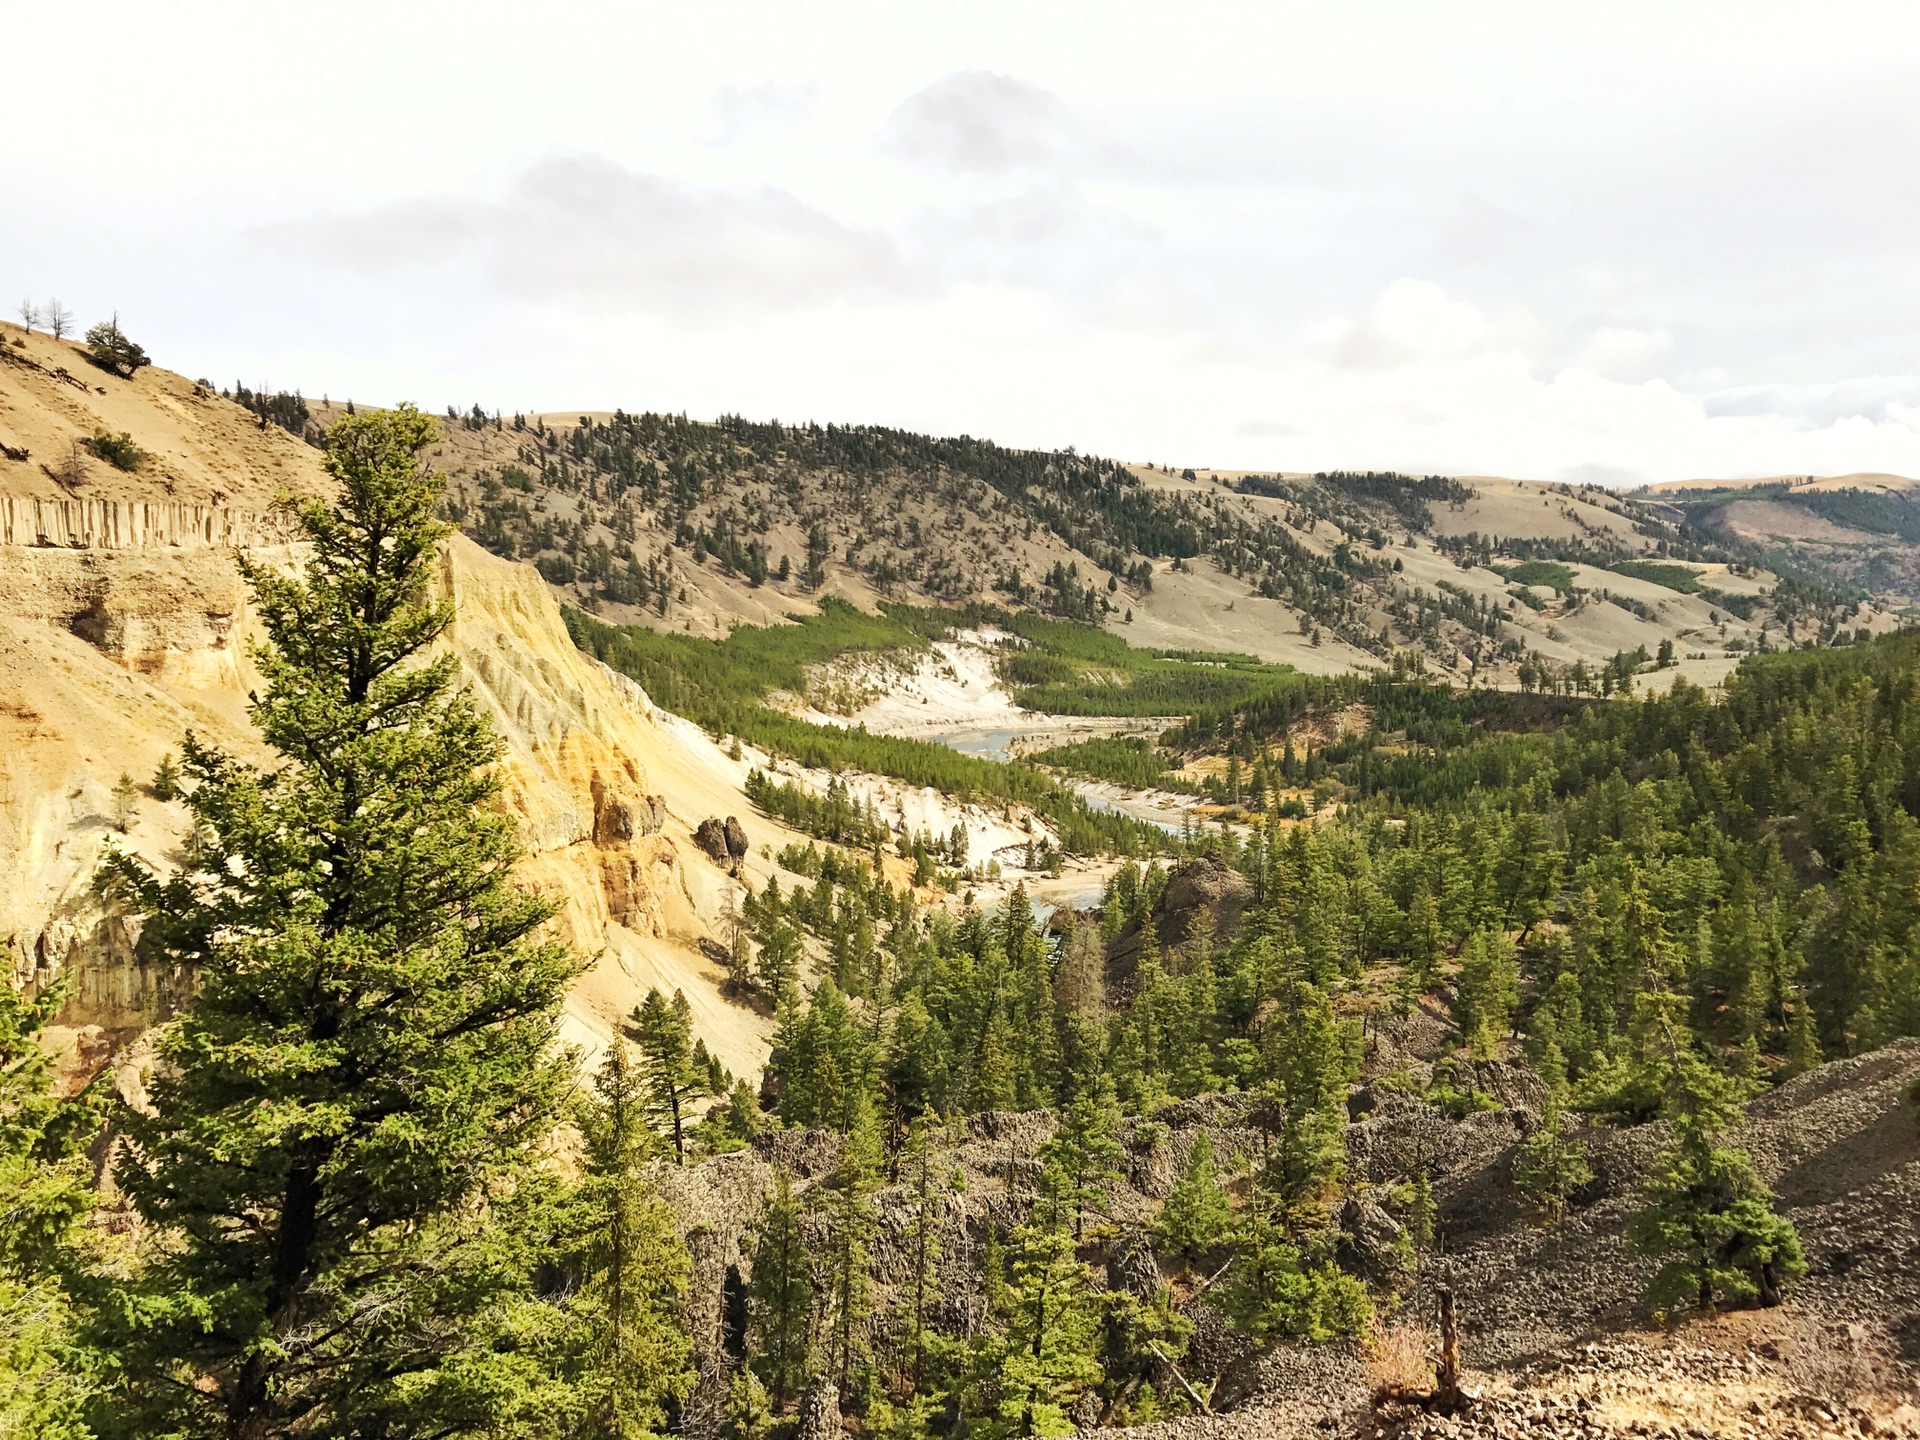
[256, 155, 927, 320]
[12, 3, 1920, 482]
[1574, 326, 1675, 379]
[710, 81, 819, 144]
[1373, 279, 1489, 355]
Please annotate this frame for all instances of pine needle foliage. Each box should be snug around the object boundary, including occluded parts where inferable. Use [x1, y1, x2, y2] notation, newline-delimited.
[0, 981, 101, 1439]
[565, 1042, 696, 1438]
[94, 404, 587, 1439]
[1627, 1025, 1806, 1314]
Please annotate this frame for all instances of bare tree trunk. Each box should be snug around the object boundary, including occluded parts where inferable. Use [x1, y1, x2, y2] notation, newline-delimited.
[1436, 1285, 1466, 1413]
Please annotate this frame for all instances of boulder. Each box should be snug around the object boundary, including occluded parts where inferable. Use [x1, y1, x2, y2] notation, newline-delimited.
[693, 817, 731, 864]
[1105, 851, 1254, 1001]
[1337, 1192, 1409, 1285]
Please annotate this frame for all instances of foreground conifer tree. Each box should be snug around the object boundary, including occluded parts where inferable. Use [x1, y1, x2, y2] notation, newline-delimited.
[0, 982, 99, 1439]
[1628, 1024, 1806, 1314]
[98, 405, 586, 1438]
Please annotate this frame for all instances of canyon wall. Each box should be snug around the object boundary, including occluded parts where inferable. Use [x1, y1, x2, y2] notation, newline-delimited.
[1, 514, 776, 1086]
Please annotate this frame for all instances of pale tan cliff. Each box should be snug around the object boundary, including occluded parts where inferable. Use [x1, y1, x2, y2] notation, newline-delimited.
[1, 527, 781, 1086]
[1, 327, 781, 1087]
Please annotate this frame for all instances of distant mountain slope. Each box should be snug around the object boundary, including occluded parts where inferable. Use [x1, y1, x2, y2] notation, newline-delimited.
[290, 398, 1888, 694]
[1633, 474, 1920, 606]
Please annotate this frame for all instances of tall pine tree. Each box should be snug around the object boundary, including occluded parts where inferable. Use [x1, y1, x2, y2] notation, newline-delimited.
[0, 980, 99, 1439]
[566, 1041, 695, 1436]
[748, 1170, 815, 1410]
[96, 405, 586, 1438]
[632, 987, 708, 1163]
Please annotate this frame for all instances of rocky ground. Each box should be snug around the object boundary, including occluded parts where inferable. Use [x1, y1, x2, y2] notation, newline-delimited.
[654, 1034, 1920, 1440]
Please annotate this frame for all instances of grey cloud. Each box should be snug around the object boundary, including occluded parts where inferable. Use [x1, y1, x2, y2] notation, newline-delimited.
[1319, 326, 1422, 374]
[885, 71, 1081, 175]
[255, 155, 926, 319]
[902, 184, 1164, 293]
[1428, 193, 1531, 273]
[1703, 377, 1920, 427]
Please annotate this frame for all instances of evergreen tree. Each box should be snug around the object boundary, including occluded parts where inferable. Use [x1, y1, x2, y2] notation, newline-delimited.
[151, 751, 181, 802]
[977, 1168, 1105, 1437]
[1781, 991, 1823, 1079]
[1453, 927, 1519, 1056]
[723, 1368, 774, 1440]
[897, 1115, 951, 1391]
[632, 987, 708, 1163]
[775, 980, 872, 1132]
[1214, 1207, 1369, 1344]
[0, 981, 99, 1439]
[1156, 1132, 1233, 1260]
[84, 315, 150, 377]
[755, 917, 803, 1000]
[1258, 979, 1356, 1227]
[95, 405, 586, 1439]
[567, 1042, 695, 1436]
[886, 992, 955, 1119]
[1628, 1041, 1806, 1313]
[1577, 990, 1708, 1125]
[1037, 1086, 1124, 1240]
[696, 1077, 768, 1155]
[1402, 1172, 1436, 1250]
[815, 1121, 881, 1398]
[748, 1170, 815, 1410]
[1511, 1042, 1592, 1220]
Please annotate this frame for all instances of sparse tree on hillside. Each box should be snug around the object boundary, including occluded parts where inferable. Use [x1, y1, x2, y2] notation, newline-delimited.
[43, 299, 72, 340]
[94, 404, 585, 1439]
[17, 299, 37, 331]
[110, 772, 139, 832]
[151, 752, 180, 802]
[85, 315, 149, 378]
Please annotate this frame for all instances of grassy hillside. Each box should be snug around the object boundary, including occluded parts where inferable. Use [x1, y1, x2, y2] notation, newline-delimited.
[343, 397, 1892, 691]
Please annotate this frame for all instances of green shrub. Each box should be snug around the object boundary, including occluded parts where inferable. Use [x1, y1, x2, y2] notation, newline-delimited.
[1493, 560, 1576, 593]
[81, 431, 146, 471]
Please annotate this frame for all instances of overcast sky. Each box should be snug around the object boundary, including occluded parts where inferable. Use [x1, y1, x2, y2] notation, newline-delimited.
[8, 1, 1920, 484]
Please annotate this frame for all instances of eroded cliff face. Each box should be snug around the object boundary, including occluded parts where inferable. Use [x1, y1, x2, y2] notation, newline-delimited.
[1, 525, 775, 1088]
[0, 496, 294, 549]
[429, 537, 778, 1077]
[0, 326, 793, 1085]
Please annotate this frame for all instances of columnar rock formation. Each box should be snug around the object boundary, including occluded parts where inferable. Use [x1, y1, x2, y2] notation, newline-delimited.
[0, 496, 293, 548]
